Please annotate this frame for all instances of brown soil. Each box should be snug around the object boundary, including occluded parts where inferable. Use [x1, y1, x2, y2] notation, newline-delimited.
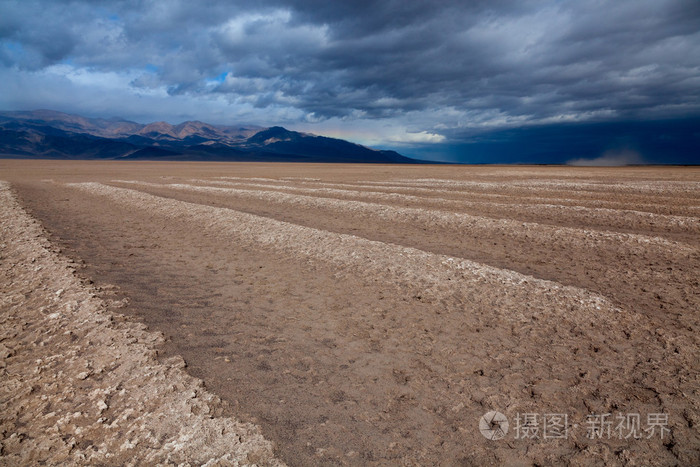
[1, 160, 699, 466]
[0, 179, 281, 465]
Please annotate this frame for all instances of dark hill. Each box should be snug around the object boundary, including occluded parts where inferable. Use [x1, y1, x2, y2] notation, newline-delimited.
[0, 110, 425, 163]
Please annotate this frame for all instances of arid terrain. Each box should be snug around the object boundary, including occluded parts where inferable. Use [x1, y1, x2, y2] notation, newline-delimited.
[1, 160, 699, 465]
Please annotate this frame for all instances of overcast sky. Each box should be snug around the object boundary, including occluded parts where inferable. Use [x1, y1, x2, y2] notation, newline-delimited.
[1, 0, 699, 162]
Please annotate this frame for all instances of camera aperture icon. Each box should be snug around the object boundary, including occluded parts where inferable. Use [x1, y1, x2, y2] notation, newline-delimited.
[479, 411, 509, 440]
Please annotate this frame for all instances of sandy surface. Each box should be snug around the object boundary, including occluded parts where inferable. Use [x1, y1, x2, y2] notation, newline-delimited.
[1, 160, 699, 465]
[0, 179, 282, 465]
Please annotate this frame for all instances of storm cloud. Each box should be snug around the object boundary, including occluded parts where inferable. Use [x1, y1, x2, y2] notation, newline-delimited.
[1, 0, 699, 161]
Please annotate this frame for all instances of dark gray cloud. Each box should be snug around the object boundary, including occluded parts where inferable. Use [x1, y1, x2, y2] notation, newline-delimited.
[1, 0, 699, 150]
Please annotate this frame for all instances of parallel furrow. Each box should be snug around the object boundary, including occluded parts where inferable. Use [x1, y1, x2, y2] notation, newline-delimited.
[361, 178, 700, 197]
[197, 179, 700, 235]
[354, 179, 700, 204]
[68, 182, 629, 331]
[0, 181, 281, 466]
[214, 176, 700, 215]
[112, 180, 697, 259]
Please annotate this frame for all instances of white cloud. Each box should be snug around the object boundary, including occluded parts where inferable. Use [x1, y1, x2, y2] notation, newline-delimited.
[387, 131, 446, 144]
[1, 0, 699, 156]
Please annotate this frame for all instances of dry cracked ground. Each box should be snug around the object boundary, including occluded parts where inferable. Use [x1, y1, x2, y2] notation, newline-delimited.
[1, 160, 698, 466]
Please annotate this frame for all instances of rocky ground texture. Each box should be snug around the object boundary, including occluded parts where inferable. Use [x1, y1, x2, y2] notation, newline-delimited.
[0, 180, 282, 466]
[1, 161, 699, 466]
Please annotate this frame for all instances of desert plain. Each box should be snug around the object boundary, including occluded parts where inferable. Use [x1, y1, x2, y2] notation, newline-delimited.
[1, 160, 699, 465]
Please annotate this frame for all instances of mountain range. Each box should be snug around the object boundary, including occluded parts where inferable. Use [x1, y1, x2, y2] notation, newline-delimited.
[0, 110, 420, 163]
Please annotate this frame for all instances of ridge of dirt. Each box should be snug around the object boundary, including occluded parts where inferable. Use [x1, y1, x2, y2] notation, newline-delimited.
[214, 176, 700, 215]
[68, 182, 625, 312]
[362, 178, 700, 197]
[105, 178, 699, 333]
[109, 180, 696, 254]
[2, 161, 698, 466]
[61, 181, 699, 465]
[195, 178, 700, 233]
[0, 181, 283, 466]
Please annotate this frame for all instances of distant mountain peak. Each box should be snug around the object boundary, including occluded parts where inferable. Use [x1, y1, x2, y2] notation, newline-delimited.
[0, 109, 422, 163]
[247, 126, 298, 145]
